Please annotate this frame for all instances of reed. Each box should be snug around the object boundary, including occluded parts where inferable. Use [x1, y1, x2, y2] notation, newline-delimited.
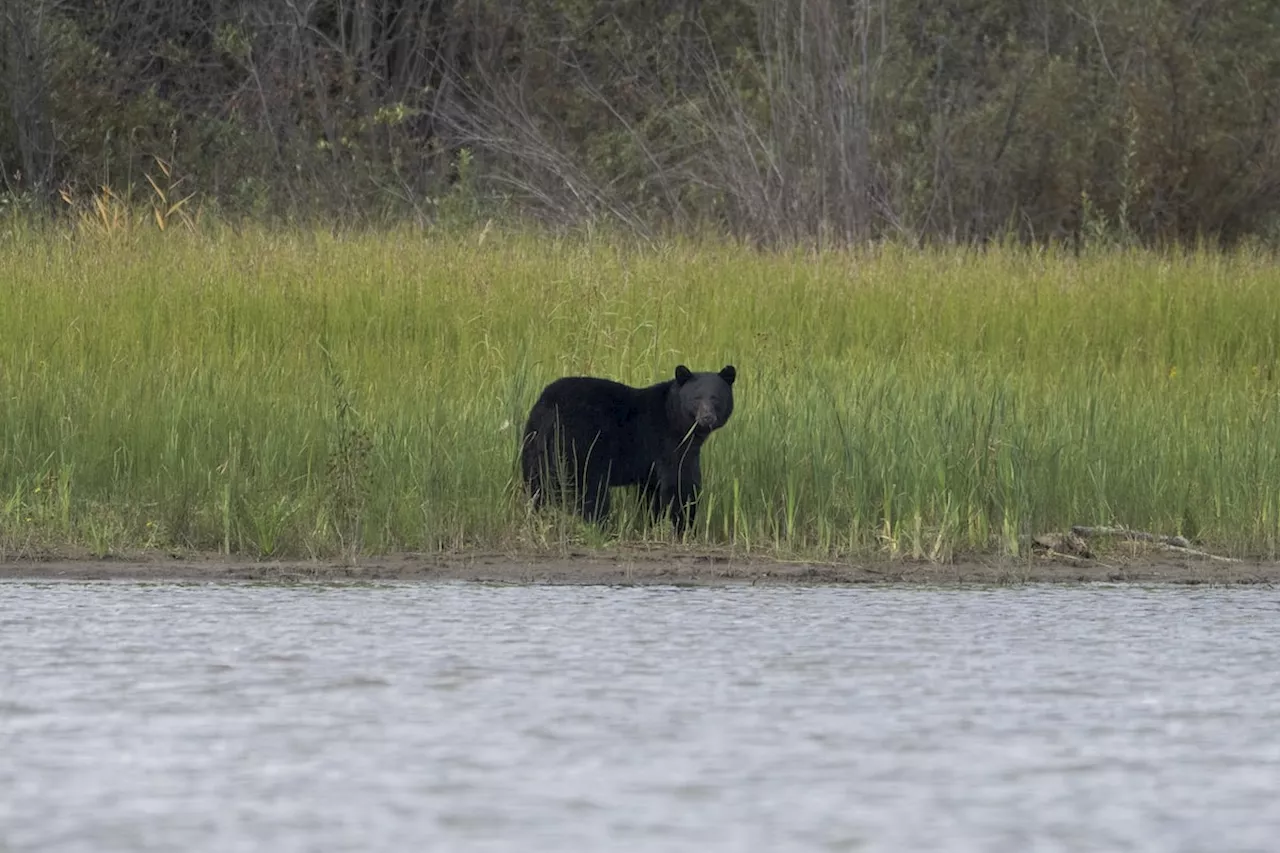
[2, 222, 1278, 560]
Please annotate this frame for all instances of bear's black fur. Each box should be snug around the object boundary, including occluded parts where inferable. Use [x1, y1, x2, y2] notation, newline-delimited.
[520, 365, 736, 533]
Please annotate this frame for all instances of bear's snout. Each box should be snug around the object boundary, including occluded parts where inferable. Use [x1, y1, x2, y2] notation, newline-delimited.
[694, 404, 719, 430]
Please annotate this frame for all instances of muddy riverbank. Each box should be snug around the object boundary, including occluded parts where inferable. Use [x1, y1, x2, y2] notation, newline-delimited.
[1, 547, 1276, 585]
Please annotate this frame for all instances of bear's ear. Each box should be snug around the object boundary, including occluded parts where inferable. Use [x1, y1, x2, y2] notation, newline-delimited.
[675, 365, 693, 385]
[719, 365, 736, 385]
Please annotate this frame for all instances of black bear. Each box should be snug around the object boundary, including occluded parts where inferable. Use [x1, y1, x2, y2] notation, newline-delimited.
[521, 365, 736, 534]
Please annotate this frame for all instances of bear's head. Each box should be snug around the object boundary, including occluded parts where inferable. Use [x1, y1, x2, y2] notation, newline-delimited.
[670, 364, 736, 439]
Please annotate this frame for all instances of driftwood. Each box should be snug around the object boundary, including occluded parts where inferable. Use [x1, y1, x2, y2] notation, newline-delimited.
[1070, 525, 1240, 563]
[1071, 525, 1190, 549]
[1031, 530, 1094, 558]
[1032, 526, 1241, 564]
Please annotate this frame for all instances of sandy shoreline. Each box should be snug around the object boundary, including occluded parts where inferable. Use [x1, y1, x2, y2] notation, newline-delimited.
[1, 547, 1277, 585]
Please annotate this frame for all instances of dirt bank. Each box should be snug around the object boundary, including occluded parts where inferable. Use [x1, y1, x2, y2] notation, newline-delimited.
[1, 547, 1277, 585]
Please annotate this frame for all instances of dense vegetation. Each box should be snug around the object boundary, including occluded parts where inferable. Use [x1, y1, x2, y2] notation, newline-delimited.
[2, 227, 1279, 560]
[4, 0, 1280, 245]
[4, 2, 1280, 562]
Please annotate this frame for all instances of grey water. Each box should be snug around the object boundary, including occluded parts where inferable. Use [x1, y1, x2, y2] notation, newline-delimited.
[2, 582, 1279, 853]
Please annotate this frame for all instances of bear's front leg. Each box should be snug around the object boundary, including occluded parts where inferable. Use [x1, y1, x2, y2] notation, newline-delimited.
[665, 456, 702, 536]
[640, 479, 665, 528]
[670, 488, 698, 535]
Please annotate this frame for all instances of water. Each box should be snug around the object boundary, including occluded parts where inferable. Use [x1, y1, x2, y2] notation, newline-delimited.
[2, 582, 1278, 853]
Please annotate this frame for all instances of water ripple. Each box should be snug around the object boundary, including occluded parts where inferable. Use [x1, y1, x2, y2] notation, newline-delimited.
[1, 582, 1278, 852]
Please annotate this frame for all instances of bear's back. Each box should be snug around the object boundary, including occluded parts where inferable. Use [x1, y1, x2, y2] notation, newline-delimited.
[537, 375, 637, 403]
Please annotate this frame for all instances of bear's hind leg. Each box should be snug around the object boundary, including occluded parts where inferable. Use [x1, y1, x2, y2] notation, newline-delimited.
[521, 428, 557, 509]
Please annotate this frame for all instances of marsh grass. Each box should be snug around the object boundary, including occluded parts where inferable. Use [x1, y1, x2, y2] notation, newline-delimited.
[2, 223, 1279, 560]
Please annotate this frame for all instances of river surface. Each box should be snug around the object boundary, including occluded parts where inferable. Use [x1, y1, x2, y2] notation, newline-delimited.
[2, 582, 1278, 852]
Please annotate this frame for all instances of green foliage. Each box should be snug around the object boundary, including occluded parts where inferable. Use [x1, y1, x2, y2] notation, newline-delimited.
[3, 0, 1277, 243]
[2, 226, 1280, 560]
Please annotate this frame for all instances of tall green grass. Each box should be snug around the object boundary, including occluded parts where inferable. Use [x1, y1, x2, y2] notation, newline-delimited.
[2, 224, 1278, 559]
